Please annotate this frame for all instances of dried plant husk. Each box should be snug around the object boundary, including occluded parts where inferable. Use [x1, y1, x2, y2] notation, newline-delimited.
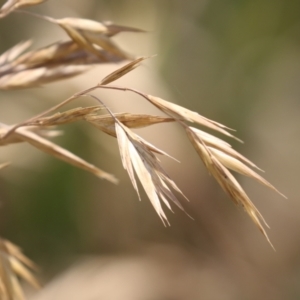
[56, 18, 135, 60]
[184, 125, 286, 249]
[56, 17, 145, 38]
[145, 95, 242, 140]
[115, 121, 188, 224]
[0, 41, 32, 67]
[0, 123, 117, 184]
[95, 76, 285, 246]
[100, 57, 149, 85]
[0, 40, 126, 90]
[87, 113, 174, 136]
[0, 238, 39, 300]
[0, 0, 46, 18]
[30, 106, 104, 126]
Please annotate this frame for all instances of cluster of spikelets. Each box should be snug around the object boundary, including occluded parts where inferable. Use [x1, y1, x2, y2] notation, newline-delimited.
[0, 0, 285, 299]
[0, 238, 39, 300]
[0, 0, 144, 90]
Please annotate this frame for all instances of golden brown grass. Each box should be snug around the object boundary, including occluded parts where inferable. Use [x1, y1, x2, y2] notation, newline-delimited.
[0, 0, 285, 299]
[0, 239, 39, 300]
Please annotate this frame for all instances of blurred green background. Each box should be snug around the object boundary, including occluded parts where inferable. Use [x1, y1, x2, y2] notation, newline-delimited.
[0, 0, 300, 299]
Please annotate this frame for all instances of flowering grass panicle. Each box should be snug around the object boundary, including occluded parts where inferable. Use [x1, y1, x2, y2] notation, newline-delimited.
[0, 0, 285, 298]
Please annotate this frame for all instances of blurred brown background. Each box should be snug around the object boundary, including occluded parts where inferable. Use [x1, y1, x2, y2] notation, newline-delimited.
[0, 0, 300, 299]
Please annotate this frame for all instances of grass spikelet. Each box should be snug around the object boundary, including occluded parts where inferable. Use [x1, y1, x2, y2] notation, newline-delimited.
[100, 57, 150, 85]
[146, 95, 241, 141]
[0, 239, 39, 300]
[87, 113, 174, 137]
[0, 0, 46, 18]
[56, 18, 134, 60]
[0, 40, 127, 90]
[115, 121, 187, 225]
[185, 126, 280, 248]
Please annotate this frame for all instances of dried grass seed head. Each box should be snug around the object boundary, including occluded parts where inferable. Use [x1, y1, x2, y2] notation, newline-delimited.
[56, 18, 133, 60]
[100, 57, 150, 85]
[87, 112, 174, 137]
[0, 39, 128, 90]
[115, 121, 188, 225]
[0, 0, 46, 18]
[185, 126, 279, 248]
[0, 238, 39, 300]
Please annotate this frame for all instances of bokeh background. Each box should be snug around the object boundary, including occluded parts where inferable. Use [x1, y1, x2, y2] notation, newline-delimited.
[0, 0, 300, 299]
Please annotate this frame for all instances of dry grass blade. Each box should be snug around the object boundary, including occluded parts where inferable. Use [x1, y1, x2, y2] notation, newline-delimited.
[115, 121, 140, 200]
[0, 40, 32, 66]
[31, 106, 103, 126]
[87, 112, 174, 136]
[56, 18, 144, 37]
[56, 18, 132, 60]
[0, 122, 22, 145]
[115, 121, 187, 225]
[0, 162, 10, 169]
[9, 257, 40, 289]
[187, 126, 286, 198]
[185, 126, 277, 248]
[2, 105, 171, 142]
[11, 41, 80, 67]
[0, 123, 61, 146]
[116, 121, 168, 223]
[0, 124, 117, 183]
[0, 39, 128, 89]
[0, 14, 143, 90]
[13, 0, 46, 8]
[57, 18, 107, 33]
[190, 127, 261, 170]
[100, 57, 149, 85]
[4, 241, 37, 272]
[0, 65, 92, 90]
[56, 23, 108, 60]
[0, 240, 15, 300]
[83, 33, 130, 59]
[102, 21, 146, 37]
[0, 0, 46, 18]
[208, 147, 286, 197]
[0, 238, 39, 300]
[146, 95, 241, 141]
[6, 40, 124, 71]
[13, 126, 118, 183]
